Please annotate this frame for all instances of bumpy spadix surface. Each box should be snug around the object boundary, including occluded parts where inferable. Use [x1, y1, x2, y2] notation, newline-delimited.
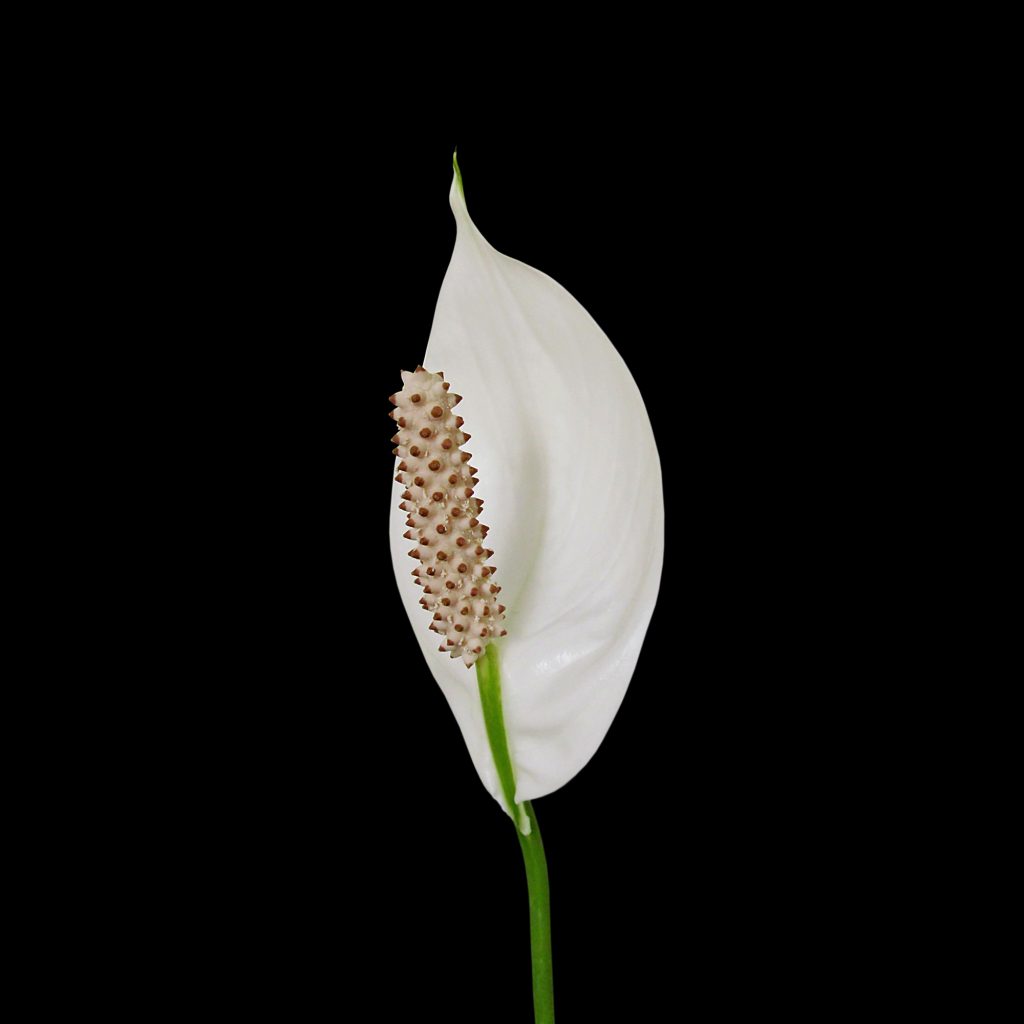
[390, 367, 507, 667]
[389, 169, 663, 808]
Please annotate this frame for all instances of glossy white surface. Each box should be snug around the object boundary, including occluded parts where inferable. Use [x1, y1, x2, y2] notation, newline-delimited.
[389, 171, 664, 811]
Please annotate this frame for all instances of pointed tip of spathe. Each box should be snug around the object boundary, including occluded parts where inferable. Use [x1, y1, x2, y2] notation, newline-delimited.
[452, 148, 464, 199]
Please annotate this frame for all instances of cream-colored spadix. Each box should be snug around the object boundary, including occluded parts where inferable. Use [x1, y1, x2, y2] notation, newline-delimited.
[389, 163, 664, 810]
[390, 366, 506, 668]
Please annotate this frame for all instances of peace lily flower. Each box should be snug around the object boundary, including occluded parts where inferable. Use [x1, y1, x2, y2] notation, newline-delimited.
[388, 155, 663, 1022]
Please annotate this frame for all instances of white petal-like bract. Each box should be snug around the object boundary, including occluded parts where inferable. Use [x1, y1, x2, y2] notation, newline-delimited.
[389, 168, 663, 809]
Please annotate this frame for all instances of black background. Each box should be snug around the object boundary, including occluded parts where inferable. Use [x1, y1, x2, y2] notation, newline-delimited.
[27, 36, 978, 1014]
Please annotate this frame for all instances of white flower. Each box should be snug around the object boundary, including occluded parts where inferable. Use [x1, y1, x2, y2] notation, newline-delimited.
[389, 159, 664, 815]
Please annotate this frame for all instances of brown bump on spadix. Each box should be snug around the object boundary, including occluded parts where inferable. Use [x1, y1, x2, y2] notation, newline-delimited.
[391, 368, 506, 667]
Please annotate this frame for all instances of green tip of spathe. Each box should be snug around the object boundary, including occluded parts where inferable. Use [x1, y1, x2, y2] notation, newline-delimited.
[452, 148, 465, 199]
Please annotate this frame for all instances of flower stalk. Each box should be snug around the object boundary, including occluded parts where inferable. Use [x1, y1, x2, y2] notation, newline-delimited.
[477, 644, 555, 1024]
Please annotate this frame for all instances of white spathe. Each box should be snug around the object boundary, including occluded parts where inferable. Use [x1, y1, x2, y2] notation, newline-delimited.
[389, 168, 664, 811]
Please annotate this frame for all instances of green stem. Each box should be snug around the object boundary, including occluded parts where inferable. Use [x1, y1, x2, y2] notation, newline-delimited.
[477, 645, 555, 1024]
[517, 802, 554, 1024]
